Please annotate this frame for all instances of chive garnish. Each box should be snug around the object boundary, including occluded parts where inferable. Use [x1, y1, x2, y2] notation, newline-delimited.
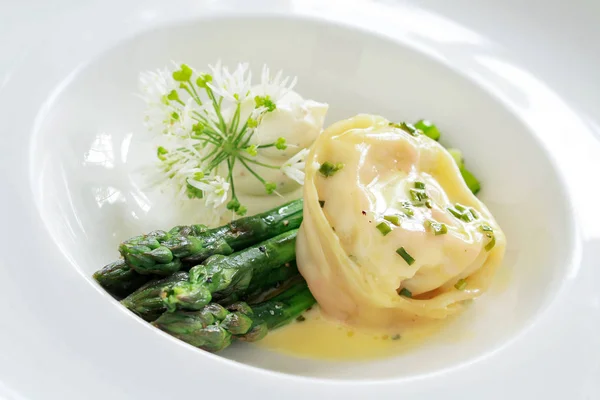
[396, 247, 415, 265]
[376, 222, 393, 236]
[454, 279, 467, 290]
[448, 207, 462, 219]
[398, 288, 412, 298]
[484, 236, 496, 251]
[448, 204, 478, 222]
[479, 224, 496, 251]
[410, 188, 428, 204]
[414, 181, 425, 189]
[390, 122, 420, 137]
[427, 221, 448, 235]
[318, 161, 344, 177]
[384, 215, 401, 226]
[455, 203, 467, 212]
[400, 202, 415, 217]
[319, 200, 325, 208]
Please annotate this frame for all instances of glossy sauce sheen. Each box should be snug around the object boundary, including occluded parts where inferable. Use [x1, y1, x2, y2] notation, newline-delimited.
[257, 306, 453, 360]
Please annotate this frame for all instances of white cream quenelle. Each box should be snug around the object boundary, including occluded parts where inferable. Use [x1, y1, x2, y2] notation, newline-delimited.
[296, 114, 506, 328]
[231, 89, 328, 216]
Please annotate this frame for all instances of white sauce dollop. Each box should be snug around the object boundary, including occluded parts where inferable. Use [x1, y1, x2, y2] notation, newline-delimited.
[231, 89, 328, 211]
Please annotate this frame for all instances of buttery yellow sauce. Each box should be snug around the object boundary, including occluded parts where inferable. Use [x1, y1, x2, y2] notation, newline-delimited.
[257, 306, 455, 360]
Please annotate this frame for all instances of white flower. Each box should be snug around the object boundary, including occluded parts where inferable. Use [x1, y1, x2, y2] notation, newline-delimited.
[281, 148, 310, 184]
[197, 102, 226, 138]
[207, 61, 252, 103]
[187, 175, 230, 208]
[138, 69, 177, 104]
[258, 65, 297, 103]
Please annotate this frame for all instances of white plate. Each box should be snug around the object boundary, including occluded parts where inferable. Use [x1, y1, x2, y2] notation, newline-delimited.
[1, 0, 599, 399]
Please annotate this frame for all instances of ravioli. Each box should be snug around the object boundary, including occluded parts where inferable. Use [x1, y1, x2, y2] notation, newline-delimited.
[296, 115, 506, 328]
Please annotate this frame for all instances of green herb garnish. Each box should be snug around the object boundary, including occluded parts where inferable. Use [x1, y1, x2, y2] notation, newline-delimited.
[376, 222, 393, 236]
[396, 247, 415, 265]
[319, 161, 344, 177]
[398, 288, 412, 298]
[454, 279, 467, 290]
[400, 201, 415, 217]
[319, 200, 325, 208]
[427, 221, 448, 235]
[479, 224, 496, 251]
[448, 203, 477, 222]
[384, 215, 401, 226]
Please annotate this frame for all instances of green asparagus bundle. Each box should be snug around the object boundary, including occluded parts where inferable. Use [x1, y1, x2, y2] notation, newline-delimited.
[93, 199, 303, 298]
[153, 280, 315, 352]
[162, 229, 298, 312]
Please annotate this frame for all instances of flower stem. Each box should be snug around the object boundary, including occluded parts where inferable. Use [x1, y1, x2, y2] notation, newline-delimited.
[238, 157, 267, 185]
[205, 86, 228, 135]
[239, 156, 280, 170]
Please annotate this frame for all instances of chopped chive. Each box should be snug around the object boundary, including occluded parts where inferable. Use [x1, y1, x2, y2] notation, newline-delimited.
[448, 207, 462, 219]
[454, 279, 467, 290]
[428, 221, 448, 235]
[396, 247, 415, 265]
[461, 212, 474, 223]
[398, 288, 412, 298]
[425, 199, 433, 209]
[376, 222, 393, 236]
[479, 224, 495, 251]
[484, 235, 496, 251]
[319, 161, 344, 177]
[409, 188, 428, 205]
[319, 200, 325, 208]
[391, 334, 401, 340]
[414, 119, 441, 141]
[480, 224, 493, 232]
[469, 209, 479, 220]
[384, 215, 401, 226]
[390, 122, 420, 137]
[400, 202, 415, 217]
[414, 181, 425, 189]
[455, 203, 467, 212]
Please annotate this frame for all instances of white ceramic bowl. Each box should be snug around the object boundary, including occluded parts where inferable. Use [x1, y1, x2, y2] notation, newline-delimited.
[31, 15, 575, 380]
[2, 1, 599, 398]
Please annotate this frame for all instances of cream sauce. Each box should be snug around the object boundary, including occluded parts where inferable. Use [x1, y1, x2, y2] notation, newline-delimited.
[257, 306, 455, 361]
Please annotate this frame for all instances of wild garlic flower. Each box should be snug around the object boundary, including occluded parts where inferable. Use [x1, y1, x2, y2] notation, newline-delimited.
[281, 148, 310, 185]
[139, 61, 304, 217]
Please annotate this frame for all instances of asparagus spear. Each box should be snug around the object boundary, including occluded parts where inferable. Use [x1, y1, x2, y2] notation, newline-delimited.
[120, 199, 302, 275]
[152, 281, 315, 352]
[93, 199, 303, 296]
[93, 260, 151, 299]
[162, 229, 298, 312]
[218, 261, 300, 305]
[121, 261, 300, 321]
[121, 272, 189, 321]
